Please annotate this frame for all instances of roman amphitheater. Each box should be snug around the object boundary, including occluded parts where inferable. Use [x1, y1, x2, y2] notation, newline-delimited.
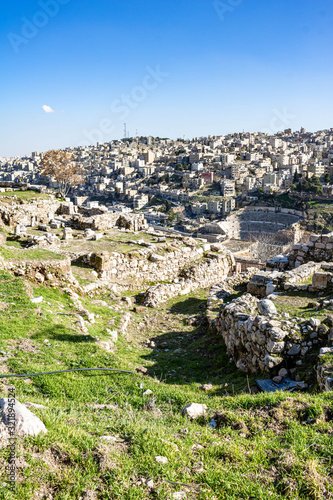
[203, 206, 304, 242]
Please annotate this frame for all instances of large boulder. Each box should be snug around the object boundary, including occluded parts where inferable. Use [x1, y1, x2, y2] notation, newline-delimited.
[0, 398, 47, 436]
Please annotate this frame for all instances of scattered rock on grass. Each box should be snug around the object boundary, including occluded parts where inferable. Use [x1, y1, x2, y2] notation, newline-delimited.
[100, 436, 118, 442]
[199, 383, 213, 392]
[81, 490, 98, 500]
[106, 329, 118, 342]
[136, 366, 148, 374]
[173, 493, 186, 499]
[182, 403, 207, 419]
[145, 478, 154, 489]
[97, 341, 114, 352]
[31, 296, 43, 304]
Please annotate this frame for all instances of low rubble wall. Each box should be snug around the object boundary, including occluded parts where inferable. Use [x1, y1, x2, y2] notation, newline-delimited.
[289, 233, 333, 267]
[247, 262, 333, 297]
[142, 252, 233, 307]
[70, 212, 147, 232]
[215, 293, 331, 374]
[269, 232, 333, 271]
[317, 353, 333, 392]
[0, 199, 61, 227]
[83, 244, 235, 288]
[1, 257, 74, 284]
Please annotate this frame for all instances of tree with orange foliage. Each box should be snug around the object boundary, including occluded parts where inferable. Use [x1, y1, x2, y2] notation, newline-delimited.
[40, 150, 85, 199]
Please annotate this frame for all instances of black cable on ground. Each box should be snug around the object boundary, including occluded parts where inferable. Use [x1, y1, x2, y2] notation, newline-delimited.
[0, 368, 136, 379]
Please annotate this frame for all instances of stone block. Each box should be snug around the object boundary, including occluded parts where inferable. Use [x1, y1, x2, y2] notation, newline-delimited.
[63, 227, 73, 240]
[312, 273, 328, 290]
[264, 354, 283, 369]
[268, 326, 287, 341]
[266, 282, 276, 295]
[278, 368, 288, 378]
[309, 235, 320, 242]
[150, 253, 165, 262]
[258, 299, 277, 316]
[319, 347, 333, 356]
[267, 339, 285, 354]
[287, 344, 301, 356]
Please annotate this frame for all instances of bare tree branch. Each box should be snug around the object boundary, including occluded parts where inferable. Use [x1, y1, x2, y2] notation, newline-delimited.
[249, 233, 287, 262]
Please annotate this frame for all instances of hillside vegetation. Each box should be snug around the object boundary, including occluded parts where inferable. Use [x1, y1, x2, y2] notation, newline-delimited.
[0, 271, 332, 500]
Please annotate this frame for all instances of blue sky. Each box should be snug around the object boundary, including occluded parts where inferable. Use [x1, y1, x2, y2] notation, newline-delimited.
[1, 0, 333, 157]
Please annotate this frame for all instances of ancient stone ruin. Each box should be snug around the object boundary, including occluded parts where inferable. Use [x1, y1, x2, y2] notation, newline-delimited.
[209, 231, 333, 391]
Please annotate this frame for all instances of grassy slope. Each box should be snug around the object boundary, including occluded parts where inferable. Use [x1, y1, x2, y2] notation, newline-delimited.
[0, 191, 52, 202]
[0, 273, 332, 500]
[0, 247, 66, 261]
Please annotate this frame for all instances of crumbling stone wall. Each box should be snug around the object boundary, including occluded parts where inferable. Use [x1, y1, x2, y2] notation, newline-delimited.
[206, 269, 258, 327]
[1, 257, 75, 285]
[0, 200, 61, 227]
[78, 206, 107, 217]
[288, 233, 333, 267]
[317, 349, 333, 391]
[83, 244, 234, 288]
[142, 252, 234, 307]
[0, 199, 147, 234]
[215, 294, 329, 374]
[247, 262, 324, 297]
[70, 212, 147, 232]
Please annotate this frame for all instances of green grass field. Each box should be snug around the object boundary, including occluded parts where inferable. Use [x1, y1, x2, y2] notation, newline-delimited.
[0, 191, 53, 202]
[0, 247, 66, 261]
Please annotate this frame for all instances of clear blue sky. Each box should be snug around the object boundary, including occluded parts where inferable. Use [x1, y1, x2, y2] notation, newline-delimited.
[1, 0, 332, 157]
